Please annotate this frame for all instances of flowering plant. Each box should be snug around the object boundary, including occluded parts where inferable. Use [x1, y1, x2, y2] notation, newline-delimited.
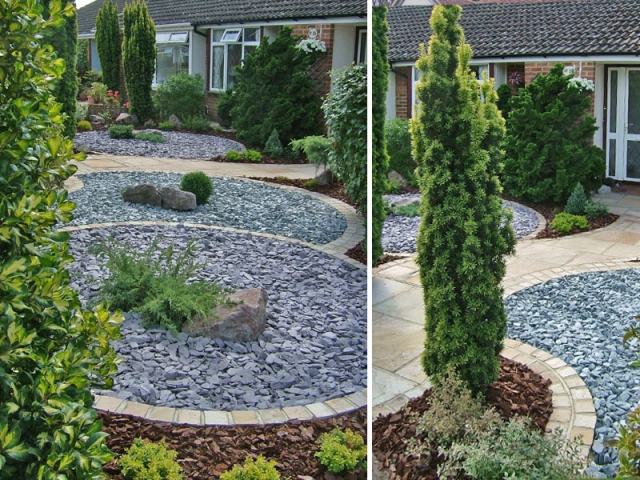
[105, 89, 121, 108]
[507, 71, 523, 87]
[567, 76, 595, 92]
[296, 38, 326, 53]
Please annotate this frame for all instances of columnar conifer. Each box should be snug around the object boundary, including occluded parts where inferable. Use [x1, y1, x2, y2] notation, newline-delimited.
[95, 0, 120, 92]
[413, 5, 516, 392]
[372, 6, 390, 265]
[122, 0, 156, 122]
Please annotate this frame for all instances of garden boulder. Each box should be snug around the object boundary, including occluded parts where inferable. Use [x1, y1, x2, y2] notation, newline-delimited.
[159, 186, 196, 211]
[183, 288, 268, 342]
[115, 113, 133, 125]
[387, 170, 407, 188]
[169, 114, 182, 128]
[89, 114, 105, 125]
[122, 183, 161, 206]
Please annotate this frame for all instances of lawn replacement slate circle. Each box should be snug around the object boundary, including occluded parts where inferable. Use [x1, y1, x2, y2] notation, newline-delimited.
[382, 196, 538, 253]
[506, 268, 640, 477]
[75, 130, 245, 159]
[67, 224, 367, 411]
[67, 172, 347, 245]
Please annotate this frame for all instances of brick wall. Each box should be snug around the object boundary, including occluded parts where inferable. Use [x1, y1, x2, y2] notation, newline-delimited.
[291, 24, 335, 99]
[394, 67, 411, 119]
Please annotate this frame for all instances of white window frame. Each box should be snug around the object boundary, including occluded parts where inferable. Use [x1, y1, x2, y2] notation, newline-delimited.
[154, 31, 190, 87]
[356, 28, 366, 64]
[210, 27, 261, 91]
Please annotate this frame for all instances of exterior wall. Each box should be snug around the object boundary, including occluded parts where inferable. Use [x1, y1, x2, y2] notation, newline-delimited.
[386, 71, 397, 119]
[291, 23, 335, 99]
[394, 67, 411, 119]
[333, 25, 357, 72]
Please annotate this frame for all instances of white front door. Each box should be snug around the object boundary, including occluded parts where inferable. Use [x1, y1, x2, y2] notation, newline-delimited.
[606, 67, 640, 181]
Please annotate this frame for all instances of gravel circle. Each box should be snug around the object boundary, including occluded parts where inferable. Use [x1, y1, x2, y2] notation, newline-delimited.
[382, 195, 539, 253]
[505, 269, 640, 478]
[75, 130, 245, 158]
[67, 224, 367, 411]
[67, 172, 347, 245]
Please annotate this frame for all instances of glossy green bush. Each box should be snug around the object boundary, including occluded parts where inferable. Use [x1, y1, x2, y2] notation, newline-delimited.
[180, 171, 213, 204]
[154, 73, 206, 121]
[242, 149, 262, 163]
[118, 438, 183, 480]
[0, 1, 122, 477]
[109, 124, 134, 139]
[216, 90, 235, 128]
[323, 63, 367, 213]
[316, 428, 367, 474]
[549, 212, 589, 233]
[220, 456, 280, 480]
[384, 119, 414, 185]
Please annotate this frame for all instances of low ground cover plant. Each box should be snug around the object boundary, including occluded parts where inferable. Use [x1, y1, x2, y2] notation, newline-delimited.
[109, 124, 134, 139]
[180, 171, 213, 205]
[135, 131, 166, 143]
[91, 238, 232, 332]
[220, 456, 280, 480]
[316, 427, 367, 474]
[226, 150, 241, 162]
[391, 203, 419, 217]
[118, 438, 183, 480]
[182, 115, 212, 132]
[565, 182, 609, 220]
[158, 120, 173, 131]
[550, 212, 589, 233]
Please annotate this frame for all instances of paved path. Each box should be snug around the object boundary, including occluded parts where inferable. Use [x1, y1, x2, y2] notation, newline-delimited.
[373, 191, 640, 456]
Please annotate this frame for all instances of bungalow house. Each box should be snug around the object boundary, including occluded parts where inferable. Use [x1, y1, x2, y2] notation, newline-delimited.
[77, 0, 366, 120]
[386, 0, 640, 182]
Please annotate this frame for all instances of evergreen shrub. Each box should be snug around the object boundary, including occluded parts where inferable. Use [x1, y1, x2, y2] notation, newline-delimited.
[384, 118, 414, 185]
[496, 83, 513, 117]
[118, 438, 183, 480]
[108, 124, 134, 139]
[315, 428, 367, 474]
[226, 150, 241, 162]
[77, 119, 92, 131]
[564, 182, 589, 215]
[182, 115, 212, 132]
[76, 38, 89, 78]
[220, 456, 280, 480]
[242, 150, 262, 163]
[180, 171, 213, 204]
[549, 212, 589, 233]
[154, 72, 206, 120]
[289, 136, 332, 168]
[95, 0, 120, 92]
[216, 90, 235, 128]
[263, 128, 283, 157]
[503, 64, 605, 203]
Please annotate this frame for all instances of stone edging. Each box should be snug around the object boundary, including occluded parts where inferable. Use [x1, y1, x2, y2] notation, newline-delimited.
[60, 221, 367, 425]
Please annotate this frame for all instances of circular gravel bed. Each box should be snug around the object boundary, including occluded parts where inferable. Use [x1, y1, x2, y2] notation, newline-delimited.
[67, 172, 347, 245]
[67, 224, 367, 411]
[506, 268, 640, 478]
[382, 195, 539, 253]
[75, 130, 245, 158]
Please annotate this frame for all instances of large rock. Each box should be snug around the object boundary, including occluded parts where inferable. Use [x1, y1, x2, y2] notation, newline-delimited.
[314, 168, 334, 186]
[182, 288, 268, 342]
[387, 170, 408, 188]
[89, 114, 105, 125]
[169, 114, 182, 128]
[122, 183, 161, 206]
[387, 196, 420, 208]
[115, 113, 133, 125]
[159, 186, 196, 211]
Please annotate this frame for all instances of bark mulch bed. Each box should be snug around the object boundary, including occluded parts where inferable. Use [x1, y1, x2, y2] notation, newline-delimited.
[374, 254, 406, 269]
[100, 408, 366, 479]
[248, 177, 354, 208]
[346, 241, 367, 266]
[373, 357, 553, 480]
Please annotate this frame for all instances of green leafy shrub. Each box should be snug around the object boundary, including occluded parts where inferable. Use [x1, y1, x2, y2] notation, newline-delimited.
[315, 428, 367, 474]
[302, 179, 319, 188]
[290, 135, 332, 168]
[118, 438, 184, 480]
[75, 102, 88, 121]
[565, 182, 589, 215]
[122, 0, 156, 123]
[226, 150, 241, 162]
[503, 64, 605, 203]
[135, 131, 166, 143]
[154, 72, 206, 121]
[608, 395, 640, 476]
[384, 118, 414, 185]
[324, 63, 367, 213]
[182, 115, 212, 132]
[180, 171, 213, 205]
[496, 83, 513, 117]
[76, 38, 89, 79]
[102, 110, 113, 123]
[584, 201, 609, 220]
[412, 5, 515, 392]
[216, 90, 235, 128]
[220, 456, 280, 480]
[391, 203, 420, 217]
[77, 119, 92, 131]
[550, 212, 589, 233]
[242, 149, 262, 163]
[385, 178, 402, 194]
[109, 124, 134, 139]
[92, 238, 230, 332]
[95, 0, 120, 92]
[89, 81, 108, 104]
[263, 128, 284, 158]
[231, 26, 322, 147]
[158, 120, 173, 131]
[0, 1, 122, 476]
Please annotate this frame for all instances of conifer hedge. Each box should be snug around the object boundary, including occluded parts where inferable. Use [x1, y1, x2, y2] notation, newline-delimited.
[412, 5, 516, 392]
[95, 0, 120, 92]
[372, 6, 391, 265]
[122, 0, 156, 123]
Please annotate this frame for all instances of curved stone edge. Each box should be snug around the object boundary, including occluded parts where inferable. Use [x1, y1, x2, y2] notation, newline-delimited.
[61, 221, 367, 424]
[93, 389, 367, 426]
[63, 173, 364, 265]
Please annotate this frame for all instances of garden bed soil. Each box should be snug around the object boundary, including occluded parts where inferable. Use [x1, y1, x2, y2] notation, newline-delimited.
[346, 241, 367, 266]
[100, 408, 366, 479]
[372, 357, 553, 480]
[248, 177, 355, 209]
[374, 254, 405, 269]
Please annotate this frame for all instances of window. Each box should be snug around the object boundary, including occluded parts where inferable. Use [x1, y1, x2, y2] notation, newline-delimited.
[356, 28, 366, 63]
[470, 63, 489, 82]
[155, 31, 189, 85]
[210, 27, 260, 91]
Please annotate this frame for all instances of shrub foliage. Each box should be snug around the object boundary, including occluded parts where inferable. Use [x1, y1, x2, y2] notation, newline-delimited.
[154, 72, 206, 121]
[118, 438, 184, 480]
[180, 171, 213, 205]
[384, 118, 415, 185]
[0, 1, 122, 476]
[412, 5, 515, 392]
[323, 63, 367, 214]
[316, 428, 367, 474]
[220, 456, 280, 480]
[95, 0, 120, 92]
[122, 0, 155, 123]
[108, 124, 134, 139]
[502, 64, 605, 203]
[231, 27, 322, 147]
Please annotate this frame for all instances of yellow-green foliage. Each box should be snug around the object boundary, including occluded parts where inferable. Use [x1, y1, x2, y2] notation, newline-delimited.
[118, 438, 183, 480]
[77, 119, 92, 131]
[220, 455, 280, 480]
[226, 150, 241, 162]
[550, 212, 589, 233]
[242, 149, 262, 163]
[315, 428, 367, 474]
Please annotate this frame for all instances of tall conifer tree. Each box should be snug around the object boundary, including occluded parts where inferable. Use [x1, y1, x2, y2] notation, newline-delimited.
[413, 5, 516, 392]
[95, 0, 120, 92]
